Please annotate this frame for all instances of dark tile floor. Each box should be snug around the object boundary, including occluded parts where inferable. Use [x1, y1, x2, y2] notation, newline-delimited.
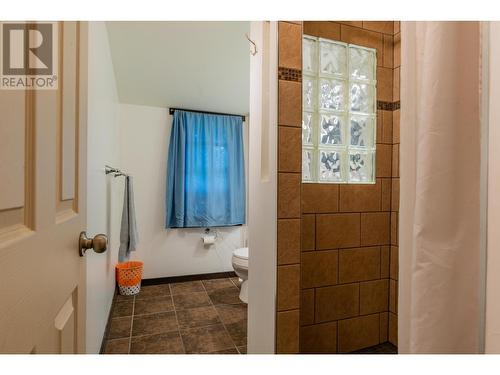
[103, 277, 247, 354]
[350, 342, 398, 354]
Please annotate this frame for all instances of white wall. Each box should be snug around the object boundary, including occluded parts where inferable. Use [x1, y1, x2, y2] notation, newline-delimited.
[86, 22, 122, 354]
[118, 103, 246, 279]
[106, 22, 249, 113]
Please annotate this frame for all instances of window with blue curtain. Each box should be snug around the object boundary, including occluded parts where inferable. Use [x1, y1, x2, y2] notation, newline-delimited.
[166, 110, 246, 228]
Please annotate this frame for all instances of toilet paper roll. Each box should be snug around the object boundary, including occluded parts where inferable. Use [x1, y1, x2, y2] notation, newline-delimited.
[203, 235, 216, 245]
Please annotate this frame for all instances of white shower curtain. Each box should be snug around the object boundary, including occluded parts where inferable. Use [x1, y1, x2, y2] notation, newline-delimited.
[399, 22, 482, 353]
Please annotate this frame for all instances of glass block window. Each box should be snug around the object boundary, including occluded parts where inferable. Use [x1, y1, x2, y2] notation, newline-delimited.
[302, 35, 377, 184]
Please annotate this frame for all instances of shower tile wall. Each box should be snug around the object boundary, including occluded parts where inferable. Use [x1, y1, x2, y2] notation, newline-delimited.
[276, 21, 400, 353]
[276, 21, 303, 354]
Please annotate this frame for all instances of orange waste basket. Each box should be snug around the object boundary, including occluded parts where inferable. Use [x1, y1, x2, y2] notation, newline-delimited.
[116, 261, 143, 296]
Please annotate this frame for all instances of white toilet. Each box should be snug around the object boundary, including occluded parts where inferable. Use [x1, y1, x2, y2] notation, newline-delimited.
[232, 247, 248, 303]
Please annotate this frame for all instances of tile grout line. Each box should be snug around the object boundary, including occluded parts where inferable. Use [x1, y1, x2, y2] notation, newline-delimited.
[126, 329, 182, 342]
[127, 295, 136, 354]
[334, 21, 395, 38]
[313, 275, 392, 289]
[229, 276, 240, 289]
[302, 310, 386, 328]
[305, 210, 392, 215]
[169, 283, 188, 354]
[201, 280, 241, 354]
[180, 321, 234, 333]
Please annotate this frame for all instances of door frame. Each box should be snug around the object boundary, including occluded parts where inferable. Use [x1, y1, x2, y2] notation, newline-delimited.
[484, 21, 500, 354]
[247, 20, 278, 354]
[77, 20, 89, 354]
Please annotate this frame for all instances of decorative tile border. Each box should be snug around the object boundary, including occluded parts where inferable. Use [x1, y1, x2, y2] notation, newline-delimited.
[279, 67, 400, 112]
[278, 67, 302, 82]
[377, 100, 400, 112]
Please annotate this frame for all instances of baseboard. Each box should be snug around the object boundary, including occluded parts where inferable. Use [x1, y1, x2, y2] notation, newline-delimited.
[141, 271, 237, 286]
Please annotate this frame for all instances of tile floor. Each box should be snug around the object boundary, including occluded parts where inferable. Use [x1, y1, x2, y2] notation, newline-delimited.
[350, 342, 398, 354]
[103, 277, 247, 354]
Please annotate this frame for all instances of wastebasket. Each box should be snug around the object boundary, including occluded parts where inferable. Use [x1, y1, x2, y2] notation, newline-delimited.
[116, 261, 143, 296]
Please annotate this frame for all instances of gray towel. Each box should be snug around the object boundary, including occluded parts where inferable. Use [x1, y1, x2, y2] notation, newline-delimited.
[118, 175, 139, 262]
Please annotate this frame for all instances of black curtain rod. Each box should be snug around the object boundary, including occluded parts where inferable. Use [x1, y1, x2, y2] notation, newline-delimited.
[169, 107, 246, 122]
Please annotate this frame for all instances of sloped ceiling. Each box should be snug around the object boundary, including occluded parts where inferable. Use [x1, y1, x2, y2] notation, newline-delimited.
[106, 21, 250, 114]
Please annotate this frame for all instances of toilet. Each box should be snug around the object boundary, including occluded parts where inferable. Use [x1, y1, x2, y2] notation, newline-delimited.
[232, 247, 248, 303]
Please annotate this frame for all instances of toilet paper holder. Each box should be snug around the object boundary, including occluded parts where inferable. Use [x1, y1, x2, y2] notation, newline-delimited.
[202, 228, 218, 245]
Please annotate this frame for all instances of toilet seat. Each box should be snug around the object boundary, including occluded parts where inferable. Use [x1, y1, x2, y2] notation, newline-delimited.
[233, 247, 248, 260]
[232, 247, 248, 269]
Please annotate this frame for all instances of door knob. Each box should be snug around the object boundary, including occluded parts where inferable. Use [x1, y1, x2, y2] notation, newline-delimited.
[79, 231, 108, 257]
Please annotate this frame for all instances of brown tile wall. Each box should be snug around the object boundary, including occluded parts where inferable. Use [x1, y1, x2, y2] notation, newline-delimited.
[276, 21, 303, 354]
[300, 21, 398, 354]
[276, 21, 400, 353]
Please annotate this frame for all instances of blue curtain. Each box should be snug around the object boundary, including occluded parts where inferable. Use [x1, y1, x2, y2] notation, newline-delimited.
[166, 110, 246, 228]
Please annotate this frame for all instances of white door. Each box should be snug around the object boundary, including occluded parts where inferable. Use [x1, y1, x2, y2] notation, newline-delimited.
[0, 21, 90, 353]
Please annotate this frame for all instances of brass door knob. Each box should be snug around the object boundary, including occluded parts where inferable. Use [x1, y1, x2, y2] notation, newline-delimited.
[79, 231, 108, 257]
